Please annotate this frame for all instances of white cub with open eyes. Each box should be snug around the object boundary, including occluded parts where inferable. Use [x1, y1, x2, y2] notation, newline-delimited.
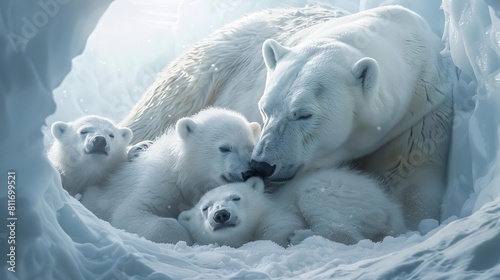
[179, 169, 406, 248]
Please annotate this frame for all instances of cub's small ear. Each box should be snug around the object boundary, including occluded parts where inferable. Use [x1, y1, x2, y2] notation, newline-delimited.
[119, 127, 133, 144]
[262, 39, 291, 70]
[246, 177, 265, 193]
[249, 122, 261, 142]
[176, 117, 197, 140]
[351, 57, 379, 95]
[178, 211, 191, 223]
[51, 121, 69, 140]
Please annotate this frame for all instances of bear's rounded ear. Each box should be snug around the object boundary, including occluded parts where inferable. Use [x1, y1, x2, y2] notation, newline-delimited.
[51, 121, 69, 140]
[178, 210, 191, 223]
[119, 127, 133, 144]
[262, 39, 291, 70]
[246, 177, 265, 193]
[176, 117, 197, 140]
[351, 57, 379, 95]
[249, 122, 261, 142]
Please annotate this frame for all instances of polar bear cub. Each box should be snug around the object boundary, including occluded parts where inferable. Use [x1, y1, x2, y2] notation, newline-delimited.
[47, 115, 134, 196]
[110, 108, 261, 244]
[179, 169, 406, 247]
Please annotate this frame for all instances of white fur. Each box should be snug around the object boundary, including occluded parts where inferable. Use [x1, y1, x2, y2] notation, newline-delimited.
[120, 6, 455, 230]
[179, 169, 406, 248]
[254, 5, 450, 174]
[80, 139, 154, 219]
[47, 115, 133, 196]
[107, 108, 261, 244]
[120, 5, 348, 142]
[254, 6, 454, 229]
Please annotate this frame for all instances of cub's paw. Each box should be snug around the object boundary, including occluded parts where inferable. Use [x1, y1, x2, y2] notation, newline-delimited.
[127, 140, 154, 162]
[288, 229, 315, 245]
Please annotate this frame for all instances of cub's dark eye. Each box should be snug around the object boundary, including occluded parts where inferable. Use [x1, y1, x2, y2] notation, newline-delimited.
[80, 130, 89, 135]
[232, 196, 241, 201]
[219, 146, 231, 153]
[202, 206, 209, 212]
[109, 134, 115, 138]
[297, 114, 312, 121]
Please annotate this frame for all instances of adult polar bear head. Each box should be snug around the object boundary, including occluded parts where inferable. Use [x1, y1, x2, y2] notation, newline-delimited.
[251, 39, 381, 182]
[251, 5, 451, 184]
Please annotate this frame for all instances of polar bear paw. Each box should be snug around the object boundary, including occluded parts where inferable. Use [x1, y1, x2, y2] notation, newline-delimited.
[289, 229, 315, 245]
[127, 140, 154, 161]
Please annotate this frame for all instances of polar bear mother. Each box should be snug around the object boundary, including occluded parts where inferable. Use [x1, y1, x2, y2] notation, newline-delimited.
[121, 6, 454, 229]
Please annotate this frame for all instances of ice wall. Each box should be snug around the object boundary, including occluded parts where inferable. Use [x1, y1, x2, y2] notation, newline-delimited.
[442, 0, 500, 219]
[0, 0, 112, 279]
[1, 0, 500, 279]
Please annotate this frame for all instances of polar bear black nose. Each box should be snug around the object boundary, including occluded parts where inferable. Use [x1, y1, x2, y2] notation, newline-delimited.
[250, 160, 276, 178]
[213, 210, 230, 224]
[242, 170, 257, 181]
[92, 136, 107, 150]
